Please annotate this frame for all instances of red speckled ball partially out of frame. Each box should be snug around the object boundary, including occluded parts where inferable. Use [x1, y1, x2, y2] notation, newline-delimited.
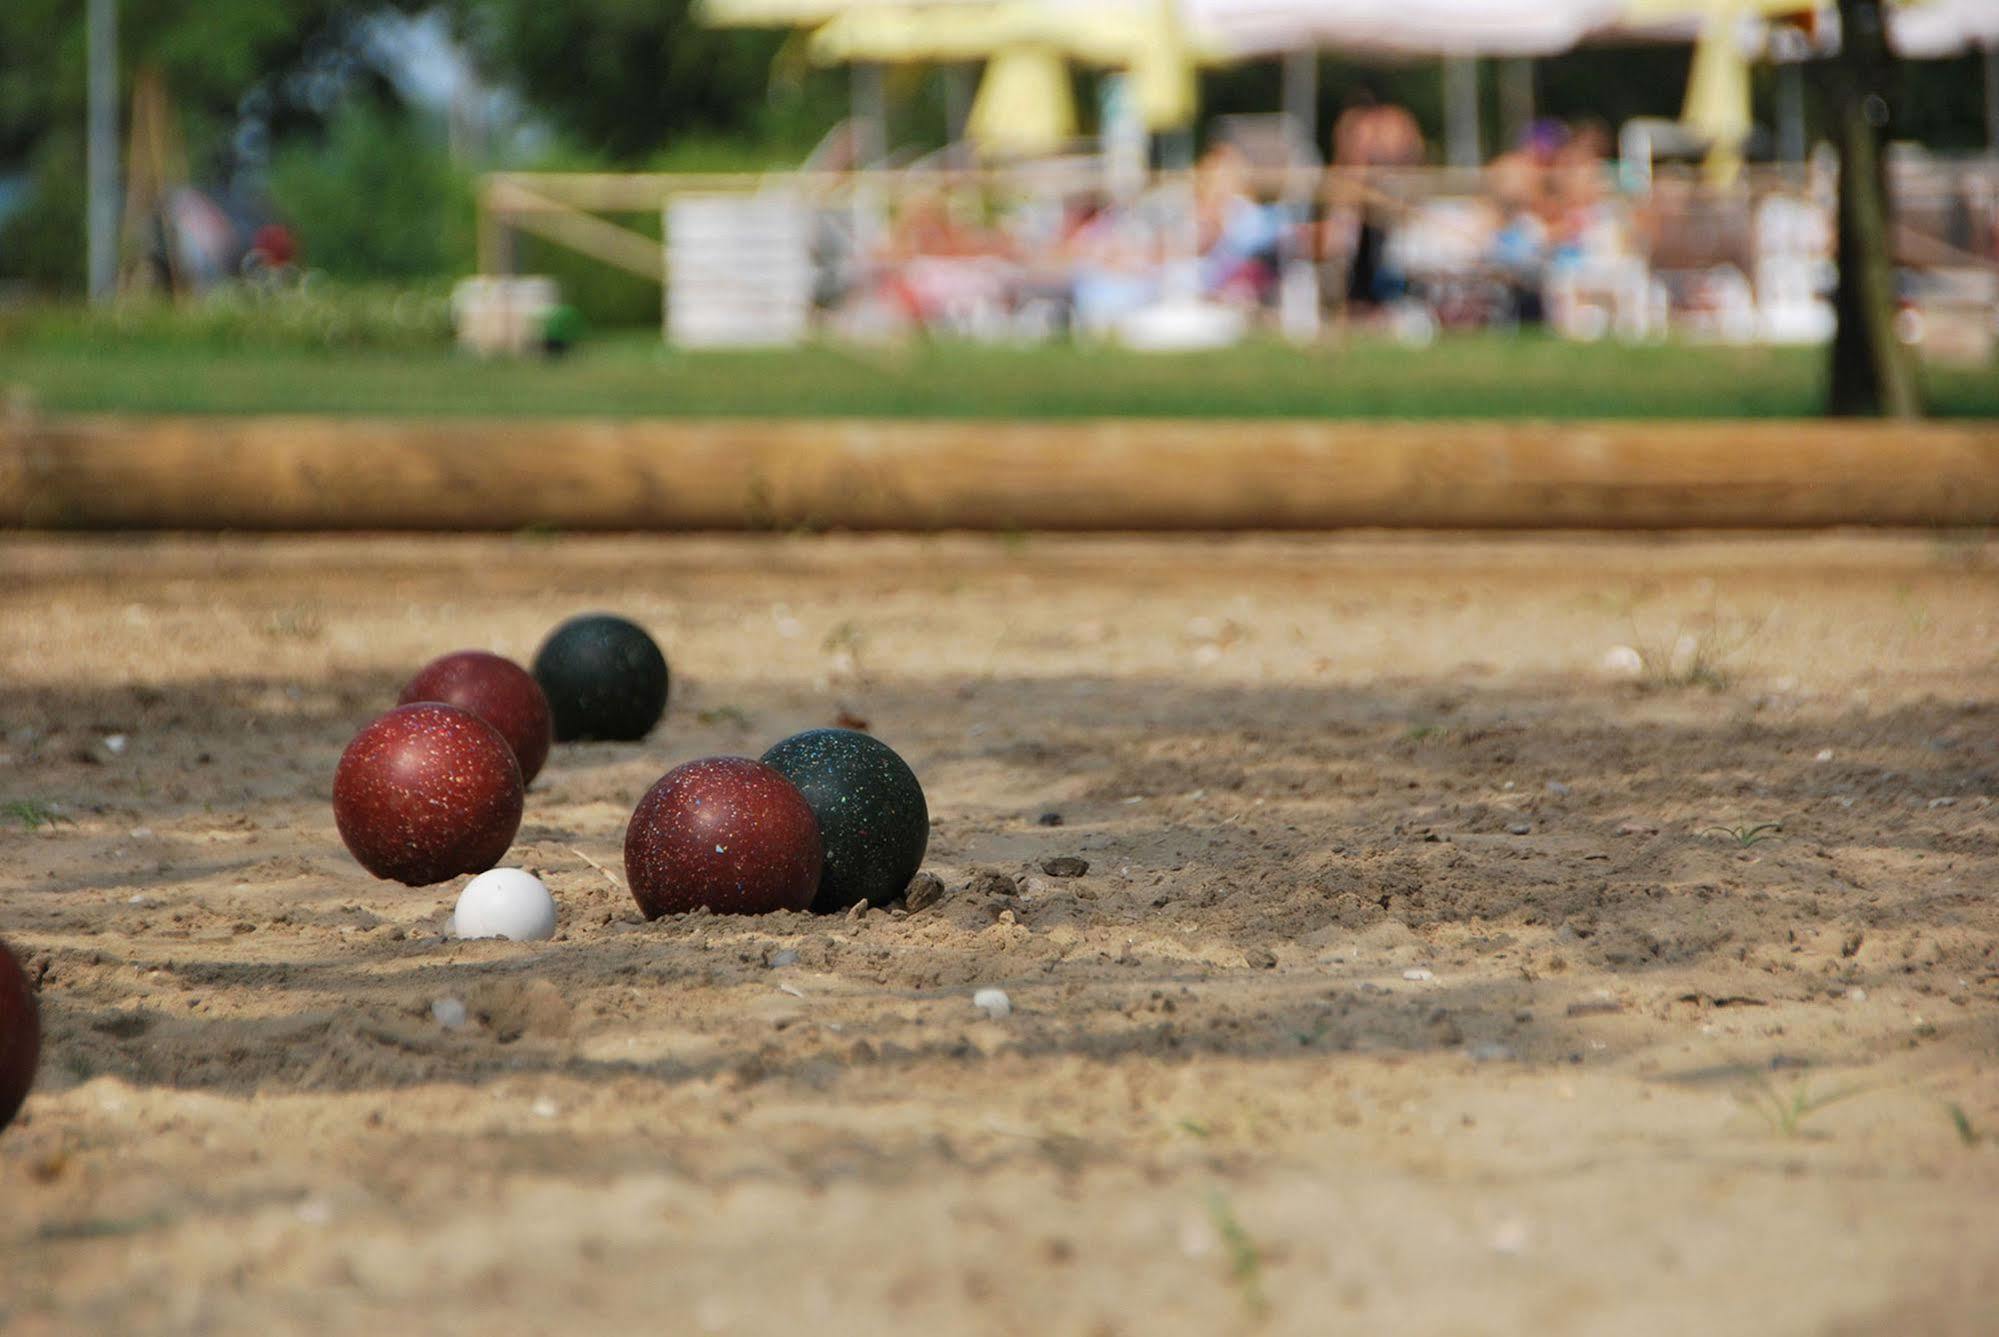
[398, 650, 554, 785]
[333, 703, 524, 886]
[0, 938, 40, 1135]
[623, 757, 823, 918]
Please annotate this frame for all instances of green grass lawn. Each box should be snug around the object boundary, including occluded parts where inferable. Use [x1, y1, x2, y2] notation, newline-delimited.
[6, 331, 1997, 418]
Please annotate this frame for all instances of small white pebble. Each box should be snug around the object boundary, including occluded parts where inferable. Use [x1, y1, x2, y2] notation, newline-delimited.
[128, 826, 154, 839]
[776, 982, 806, 998]
[1815, 748, 1835, 763]
[1489, 1217, 1531, 1256]
[432, 997, 468, 1029]
[102, 733, 129, 755]
[1846, 987, 1868, 1003]
[973, 987, 1012, 1019]
[127, 893, 152, 906]
[1602, 645, 1643, 675]
[531, 1097, 559, 1119]
[1403, 968, 1436, 982]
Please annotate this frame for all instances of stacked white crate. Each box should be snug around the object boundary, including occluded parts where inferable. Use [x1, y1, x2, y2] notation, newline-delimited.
[665, 192, 811, 347]
[452, 275, 559, 356]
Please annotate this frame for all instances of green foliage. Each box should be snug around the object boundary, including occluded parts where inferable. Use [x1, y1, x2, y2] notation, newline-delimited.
[473, 1, 845, 161]
[1737, 1072, 1869, 1138]
[1, 129, 90, 290]
[1945, 1102, 1981, 1147]
[0, 0, 423, 290]
[1204, 1190, 1270, 1320]
[514, 220, 661, 330]
[268, 102, 475, 281]
[1, 280, 452, 352]
[1703, 821, 1785, 849]
[3, 799, 71, 832]
[9, 334, 1999, 419]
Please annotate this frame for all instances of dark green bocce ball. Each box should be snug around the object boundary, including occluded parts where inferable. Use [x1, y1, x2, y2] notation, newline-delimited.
[761, 728, 928, 914]
[532, 614, 670, 742]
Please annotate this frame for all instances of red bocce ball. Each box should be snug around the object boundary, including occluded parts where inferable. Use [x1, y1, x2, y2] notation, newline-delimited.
[624, 757, 823, 918]
[399, 650, 554, 786]
[0, 938, 40, 1135]
[334, 703, 524, 886]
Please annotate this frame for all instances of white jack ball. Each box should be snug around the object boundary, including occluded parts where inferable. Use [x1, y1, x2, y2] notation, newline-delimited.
[452, 869, 558, 942]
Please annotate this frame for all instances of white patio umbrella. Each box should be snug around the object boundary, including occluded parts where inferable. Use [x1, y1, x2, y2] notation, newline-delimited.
[1891, 0, 1999, 59]
[1168, 0, 1626, 167]
[1891, 0, 1999, 150]
[709, 0, 1627, 59]
[1180, 0, 1627, 59]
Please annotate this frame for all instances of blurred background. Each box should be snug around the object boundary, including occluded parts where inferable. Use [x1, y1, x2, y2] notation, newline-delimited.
[0, 0, 1995, 417]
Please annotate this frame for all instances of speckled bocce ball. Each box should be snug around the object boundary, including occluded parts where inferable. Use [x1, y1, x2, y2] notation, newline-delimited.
[398, 650, 554, 786]
[623, 757, 823, 918]
[333, 703, 524, 886]
[761, 728, 929, 914]
[0, 938, 40, 1135]
[532, 614, 670, 742]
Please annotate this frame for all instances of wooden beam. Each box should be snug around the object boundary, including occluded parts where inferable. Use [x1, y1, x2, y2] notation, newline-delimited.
[5, 416, 1997, 532]
[478, 161, 1818, 218]
[488, 182, 664, 281]
[480, 160, 1141, 212]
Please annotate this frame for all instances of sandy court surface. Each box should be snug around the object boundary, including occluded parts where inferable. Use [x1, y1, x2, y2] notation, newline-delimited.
[1, 530, 1996, 1336]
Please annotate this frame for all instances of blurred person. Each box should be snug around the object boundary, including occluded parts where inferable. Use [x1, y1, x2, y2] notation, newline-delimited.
[1194, 142, 1281, 306]
[1548, 119, 1612, 265]
[1064, 194, 1165, 336]
[1328, 86, 1425, 314]
[874, 186, 1016, 334]
[1484, 119, 1568, 324]
[250, 223, 296, 267]
[244, 222, 298, 282]
[1540, 120, 1657, 341]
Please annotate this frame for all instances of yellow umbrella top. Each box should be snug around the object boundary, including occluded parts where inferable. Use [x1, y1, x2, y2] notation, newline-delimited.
[965, 44, 1079, 158]
[1621, 0, 1821, 184]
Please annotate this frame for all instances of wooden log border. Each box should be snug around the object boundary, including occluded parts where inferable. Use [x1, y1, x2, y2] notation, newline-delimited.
[4, 415, 1996, 531]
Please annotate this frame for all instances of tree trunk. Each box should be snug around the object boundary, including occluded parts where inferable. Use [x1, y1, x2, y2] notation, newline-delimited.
[1827, 0, 1922, 417]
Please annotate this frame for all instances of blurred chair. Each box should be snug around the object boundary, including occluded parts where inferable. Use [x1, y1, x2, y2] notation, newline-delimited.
[1751, 191, 1834, 344]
